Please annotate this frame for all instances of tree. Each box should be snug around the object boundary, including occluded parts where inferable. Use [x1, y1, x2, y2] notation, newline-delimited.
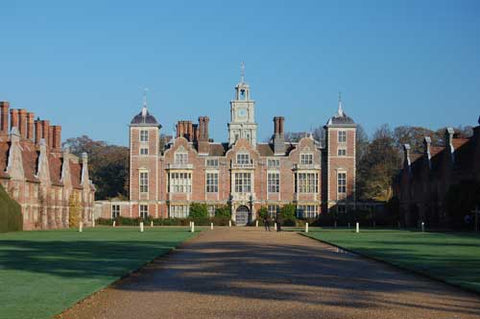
[189, 203, 209, 218]
[63, 135, 129, 200]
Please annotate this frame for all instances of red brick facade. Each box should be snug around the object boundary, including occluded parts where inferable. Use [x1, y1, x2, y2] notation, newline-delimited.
[97, 80, 356, 225]
[0, 101, 95, 230]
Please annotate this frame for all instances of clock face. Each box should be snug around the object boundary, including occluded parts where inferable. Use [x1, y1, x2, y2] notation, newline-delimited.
[237, 108, 247, 119]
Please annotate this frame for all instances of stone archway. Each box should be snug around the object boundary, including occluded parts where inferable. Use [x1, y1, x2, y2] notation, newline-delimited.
[235, 205, 250, 226]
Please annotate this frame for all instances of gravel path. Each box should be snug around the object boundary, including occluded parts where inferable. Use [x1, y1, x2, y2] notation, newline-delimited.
[60, 227, 480, 319]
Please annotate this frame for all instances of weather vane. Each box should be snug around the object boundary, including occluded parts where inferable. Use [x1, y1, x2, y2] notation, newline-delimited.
[241, 61, 245, 83]
[143, 88, 149, 108]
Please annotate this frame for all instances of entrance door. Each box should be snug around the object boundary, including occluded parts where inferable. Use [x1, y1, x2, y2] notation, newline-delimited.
[235, 206, 250, 226]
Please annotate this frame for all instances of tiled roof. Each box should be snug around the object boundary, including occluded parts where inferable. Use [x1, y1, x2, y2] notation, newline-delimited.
[48, 152, 63, 186]
[69, 160, 82, 189]
[208, 143, 228, 156]
[130, 108, 159, 126]
[0, 142, 10, 178]
[256, 144, 274, 157]
[20, 141, 39, 182]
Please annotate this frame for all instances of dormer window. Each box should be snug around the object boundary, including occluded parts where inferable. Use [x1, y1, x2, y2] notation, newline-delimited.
[175, 152, 188, 164]
[300, 153, 313, 165]
[237, 153, 250, 164]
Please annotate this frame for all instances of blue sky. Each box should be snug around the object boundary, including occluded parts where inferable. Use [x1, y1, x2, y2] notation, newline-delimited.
[0, 0, 479, 146]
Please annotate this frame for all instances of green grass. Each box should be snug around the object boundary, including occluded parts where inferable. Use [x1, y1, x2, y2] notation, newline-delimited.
[304, 228, 480, 293]
[0, 226, 197, 319]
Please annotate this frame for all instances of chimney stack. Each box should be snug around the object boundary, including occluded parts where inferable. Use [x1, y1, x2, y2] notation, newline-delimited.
[18, 109, 27, 139]
[48, 126, 54, 148]
[52, 125, 62, 150]
[35, 119, 43, 145]
[27, 112, 35, 141]
[197, 116, 210, 154]
[0, 101, 9, 134]
[42, 120, 50, 147]
[273, 116, 286, 155]
[10, 109, 19, 132]
[176, 121, 183, 139]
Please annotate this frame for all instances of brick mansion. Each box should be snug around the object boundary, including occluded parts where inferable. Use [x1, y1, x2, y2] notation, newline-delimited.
[97, 75, 357, 225]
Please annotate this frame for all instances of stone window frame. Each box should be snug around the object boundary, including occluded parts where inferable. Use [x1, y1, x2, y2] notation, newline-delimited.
[170, 205, 189, 218]
[234, 172, 252, 193]
[337, 148, 347, 156]
[338, 131, 347, 143]
[174, 151, 189, 165]
[140, 147, 149, 155]
[300, 153, 314, 165]
[139, 204, 148, 219]
[236, 152, 251, 165]
[169, 172, 192, 193]
[140, 130, 149, 142]
[296, 205, 318, 219]
[111, 204, 120, 219]
[206, 158, 219, 167]
[337, 171, 347, 194]
[139, 170, 149, 193]
[267, 171, 280, 193]
[206, 171, 219, 193]
[296, 172, 318, 193]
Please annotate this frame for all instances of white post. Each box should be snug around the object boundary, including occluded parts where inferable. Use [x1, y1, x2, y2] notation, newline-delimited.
[140, 222, 144, 233]
[356, 222, 359, 233]
[256, 220, 259, 228]
[191, 221, 195, 233]
[229, 220, 232, 228]
[113, 220, 116, 227]
[421, 222, 425, 232]
[274, 222, 277, 231]
[210, 222, 213, 230]
[305, 222, 309, 233]
[150, 221, 154, 227]
[92, 218, 95, 228]
[79, 221, 83, 233]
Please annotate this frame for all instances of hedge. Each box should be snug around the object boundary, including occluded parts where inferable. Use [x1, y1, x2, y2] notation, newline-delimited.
[96, 216, 235, 227]
[0, 184, 23, 233]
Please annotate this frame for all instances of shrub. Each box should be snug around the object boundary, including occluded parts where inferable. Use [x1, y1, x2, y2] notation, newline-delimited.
[68, 194, 81, 228]
[0, 184, 22, 232]
[189, 203, 209, 219]
[215, 205, 231, 218]
[278, 203, 296, 226]
[257, 206, 268, 219]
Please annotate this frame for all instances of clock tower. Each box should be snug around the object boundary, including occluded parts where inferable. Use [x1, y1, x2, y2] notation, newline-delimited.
[228, 63, 258, 147]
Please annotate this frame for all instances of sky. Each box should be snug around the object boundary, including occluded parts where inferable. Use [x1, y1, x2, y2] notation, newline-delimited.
[0, 0, 479, 146]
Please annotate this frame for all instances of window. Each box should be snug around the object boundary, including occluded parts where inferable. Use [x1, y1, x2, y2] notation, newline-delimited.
[300, 153, 313, 165]
[140, 172, 149, 193]
[140, 130, 149, 142]
[170, 172, 192, 193]
[206, 172, 219, 193]
[338, 131, 347, 143]
[175, 152, 188, 164]
[112, 205, 120, 218]
[296, 173, 318, 193]
[140, 147, 149, 155]
[139, 205, 148, 219]
[338, 172, 347, 193]
[297, 205, 318, 219]
[268, 205, 279, 218]
[170, 205, 189, 218]
[267, 172, 280, 193]
[206, 158, 219, 167]
[237, 153, 250, 164]
[235, 172, 251, 193]
[267, 159, 280, 168]
[337, 148, 346, 156]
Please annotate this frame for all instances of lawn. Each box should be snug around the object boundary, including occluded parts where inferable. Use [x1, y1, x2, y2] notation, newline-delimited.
[0, 226, 197, 319]
[304, 228, 480, 293]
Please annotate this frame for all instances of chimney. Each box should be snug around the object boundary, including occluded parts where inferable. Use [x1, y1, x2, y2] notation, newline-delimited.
[18, 109, 27, 139]
[197, 116, 210, 154]
[176, 121, 183, 138]
[42, 120, 50, 147]
[186, 121, 193, 141]
[52, 125, 62, 150]
[445, 127, 455, 163]
[403, 144, 411, 173]
[424, 136, 432, 169]
[192, 124, 199, 142]
[49, 126, 54, 148]
[34, 119, 43, 144]
[10, 109, 19, 132]
[0, 101, 9, 134]
[27, 112, 35, 141]
[273, 116, 286, 155]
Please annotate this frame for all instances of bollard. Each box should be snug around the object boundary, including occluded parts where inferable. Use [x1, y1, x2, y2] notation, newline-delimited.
[140, 222, 144, 232]
[356, 222, 359, 233]
[256, 220, 258, 228]
[92, 219, 95, 228]
[421, 222, 425, 233]
[274, 222, 277, 231]
[79, 221, 83, 233]
[151, 221, 154, 227]
[305, 222, 309, 233]
[210, 222, 213, 230]
[113, 220, 116, 227]
[229, 220, 232, 227]
[191, 221, 195, 233]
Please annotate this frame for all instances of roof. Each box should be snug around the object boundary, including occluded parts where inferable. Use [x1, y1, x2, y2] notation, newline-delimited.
[208, 143, 228, 156]
[256, 144, 274, 157]
[326, 101, 355, 126]
[130, 107, 160, 127]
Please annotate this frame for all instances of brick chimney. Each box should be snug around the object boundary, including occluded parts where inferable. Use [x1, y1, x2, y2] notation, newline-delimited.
[273, 116, 285, 155]
[48, 126, 54, 148]
[0, 101, 9, 134]
[197, 116, 210, 154]
[35, 119, 43, 144]
[10, 109, 19, 132]
[176, 121, 183, 139]
[18, 109, 28, 139]
[42, 120, 50, 147]
[27, 112, 35, 141]
[185, 121, 193, 141]
[52, 125, 62, 150]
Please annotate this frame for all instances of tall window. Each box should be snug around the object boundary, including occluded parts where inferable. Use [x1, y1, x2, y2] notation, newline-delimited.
[175, 152, 188, 164]
[237, 153, 250, 164]
[140, 130, 149, 142]
[267, 172, 280, 193]
[297, 205, 318, 218]
[300, 153, 313, 165]
[111, 205, 120, 219]
[170, 205, 189, 218]
[235, 172, 251, 193]
[337, 148, 346, 156]
[338, 172, 347, 193]
[206, 172, 219, 193]
[297, 173, 318, 193]
[170, 172, 192, 193]
[139, 205, 148, 219]
[140, 172, 149, 193]
[338, 131, 347, 143]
